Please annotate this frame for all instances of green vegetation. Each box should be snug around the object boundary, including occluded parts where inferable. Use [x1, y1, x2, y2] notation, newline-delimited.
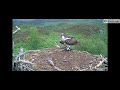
[13, 23, 108, 57]
[27, 27, 44, 49]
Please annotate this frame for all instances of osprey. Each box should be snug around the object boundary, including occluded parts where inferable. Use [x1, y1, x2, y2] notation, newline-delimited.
[60, 33, 80, 51]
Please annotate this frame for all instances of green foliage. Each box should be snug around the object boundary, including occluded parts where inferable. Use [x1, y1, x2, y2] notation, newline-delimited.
[28, 27, 40, 49]
[44, 32, 59, 48]
[73, 32, 107, 57]
[13, 42, 28, 56]
[13, 23, 108, 57]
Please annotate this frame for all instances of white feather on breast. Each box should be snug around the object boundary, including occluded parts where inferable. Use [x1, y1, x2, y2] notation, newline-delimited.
[62, 36, 71, 41]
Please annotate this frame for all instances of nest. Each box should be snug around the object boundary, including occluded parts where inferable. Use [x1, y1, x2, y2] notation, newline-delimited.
[12, 48, 108, 71]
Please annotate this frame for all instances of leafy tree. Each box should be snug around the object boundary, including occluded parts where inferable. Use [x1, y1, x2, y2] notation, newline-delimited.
[28, 27, 40, 49]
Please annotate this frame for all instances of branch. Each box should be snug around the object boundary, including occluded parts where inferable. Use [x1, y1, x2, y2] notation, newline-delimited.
[94, 57, 107, 69]
[13, 26, 20, 34]
[14, 60, 34, 64]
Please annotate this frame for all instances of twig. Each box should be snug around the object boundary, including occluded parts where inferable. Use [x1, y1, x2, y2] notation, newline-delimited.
[14, 60, 34, 64]
[47, 57, 62, 71]
[54, 66, 62, 71]
[47, 58, 54, 66]
[13, 26, 20, 34]
[94, 58, 107, 69]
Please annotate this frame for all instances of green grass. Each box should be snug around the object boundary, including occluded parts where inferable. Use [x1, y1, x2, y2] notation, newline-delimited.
[13, 23, 108, 57]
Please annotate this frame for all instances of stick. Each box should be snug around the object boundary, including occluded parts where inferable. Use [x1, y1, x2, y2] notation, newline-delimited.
[13, 26, 20, 34]
[14, 60, 34, 64]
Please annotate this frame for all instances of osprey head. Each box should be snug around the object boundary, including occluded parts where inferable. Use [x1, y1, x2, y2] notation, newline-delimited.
[61, 33, 64, 36]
